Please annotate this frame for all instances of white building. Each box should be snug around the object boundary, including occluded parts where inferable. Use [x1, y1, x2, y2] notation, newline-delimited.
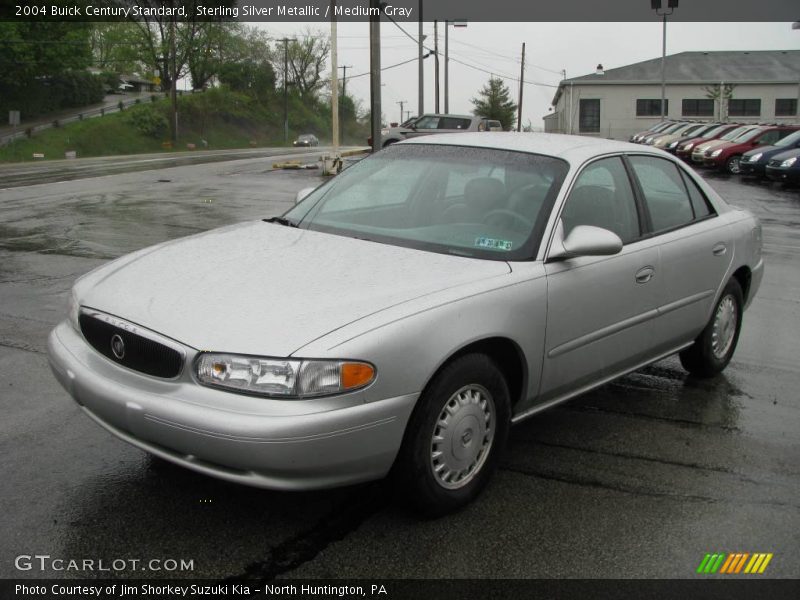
[544, 50, 800, 140]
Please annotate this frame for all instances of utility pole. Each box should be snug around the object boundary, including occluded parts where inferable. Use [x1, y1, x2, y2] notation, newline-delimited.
[418, 0, 424, 116]
[434, 20, 439, 113]
[516, 42, 525, 132]
[278, 37, 293, 144]
[397, 100, 407, 124]
[331, 1, 339, 154]
[338, 65, 352, 99]
[444, 21, 449, 113]
[169, 16, 177, 143]
[369, 0, 382, 153]
[338, 64, 352, 142]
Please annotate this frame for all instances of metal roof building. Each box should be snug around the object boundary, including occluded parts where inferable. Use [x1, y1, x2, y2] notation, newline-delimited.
[544, 50, 800, 140]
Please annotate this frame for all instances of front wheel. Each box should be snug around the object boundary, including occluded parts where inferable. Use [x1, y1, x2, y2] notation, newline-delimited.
[725, 155, 742, 174]
[394, 353, 510, 517]
[679, 279, 743, 377]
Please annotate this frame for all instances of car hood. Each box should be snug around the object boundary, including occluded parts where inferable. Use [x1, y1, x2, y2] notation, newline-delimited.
[77, 221, 511, 357]
[768, 147, 800, 162]
[696, 139, 730, 152]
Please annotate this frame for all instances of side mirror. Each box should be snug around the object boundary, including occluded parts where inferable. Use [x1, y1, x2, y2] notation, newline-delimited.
[295, 187, 315, 204]
[549, 222, 623, 260]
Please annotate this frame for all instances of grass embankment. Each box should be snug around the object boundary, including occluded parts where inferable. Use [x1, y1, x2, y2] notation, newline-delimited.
[0, 88, 365, 162]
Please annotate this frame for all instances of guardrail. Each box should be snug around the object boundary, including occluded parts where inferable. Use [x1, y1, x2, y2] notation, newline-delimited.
[0, 93, 173, 147]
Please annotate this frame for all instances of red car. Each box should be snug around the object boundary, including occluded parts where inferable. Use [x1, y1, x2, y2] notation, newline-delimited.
[702, 126, 800, 174]
[674, 123, 740, 161]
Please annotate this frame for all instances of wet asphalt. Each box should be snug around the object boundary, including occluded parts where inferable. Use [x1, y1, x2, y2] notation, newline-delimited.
[0, 154, 798, 581]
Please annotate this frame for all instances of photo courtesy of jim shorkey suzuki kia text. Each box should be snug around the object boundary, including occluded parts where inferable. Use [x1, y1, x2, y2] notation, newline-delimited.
[14, 583, 389, 597]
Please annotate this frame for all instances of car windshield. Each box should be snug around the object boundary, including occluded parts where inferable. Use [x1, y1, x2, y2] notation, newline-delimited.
[299, 135, 315, 141]
[775, 130, 800, 147]
[283, 144, 569, 260]
[719, 126, 751, 141]
[733, 128, 764, 143]
[699, 124, 730, 139]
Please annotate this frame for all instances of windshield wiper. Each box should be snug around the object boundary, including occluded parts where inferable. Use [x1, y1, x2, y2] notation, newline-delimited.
[263, 216, 298, 227]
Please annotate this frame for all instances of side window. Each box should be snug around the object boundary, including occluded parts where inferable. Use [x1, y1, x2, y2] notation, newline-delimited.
[414, 116, 440, 130]
[628, 156, 694, 233]
[757, 130, 781, 145]
[439, 117, 471, 130]
[680, 171, 714, 219]
[562, 157, 640, 244]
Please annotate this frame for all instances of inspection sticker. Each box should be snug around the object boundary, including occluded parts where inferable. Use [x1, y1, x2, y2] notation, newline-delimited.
[475, 237, 513, 251]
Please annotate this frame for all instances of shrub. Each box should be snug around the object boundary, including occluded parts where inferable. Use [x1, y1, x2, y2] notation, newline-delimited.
[125, 105, 168, 138]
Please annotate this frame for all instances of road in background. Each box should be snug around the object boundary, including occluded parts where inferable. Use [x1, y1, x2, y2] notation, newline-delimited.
[0, 158, 798, 580]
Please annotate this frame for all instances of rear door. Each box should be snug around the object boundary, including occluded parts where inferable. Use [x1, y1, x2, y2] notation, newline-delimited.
[626, 155, 732, 354]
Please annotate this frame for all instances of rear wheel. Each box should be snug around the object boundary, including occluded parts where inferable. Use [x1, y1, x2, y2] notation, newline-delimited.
[726, 155, 742, 174]
[679, 279, 743, 377]
[394, 353, 510, 517]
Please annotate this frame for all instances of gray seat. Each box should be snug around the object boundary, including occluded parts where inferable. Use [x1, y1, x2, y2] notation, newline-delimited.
[562, 185, 619, 237]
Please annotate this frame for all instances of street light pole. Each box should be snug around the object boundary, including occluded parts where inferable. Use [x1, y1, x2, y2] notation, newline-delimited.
[278, 37, 294, 144]
[443, 20, 467, 114]
[418, 0, 424, 116]
[651, 0, 679, 121]
[434, 20, 439, 113]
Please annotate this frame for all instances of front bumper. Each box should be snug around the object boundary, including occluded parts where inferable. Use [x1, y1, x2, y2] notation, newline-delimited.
[765, 166, 800, 184]
[47, 321, 417, 490]
[739, 161, 765, 177]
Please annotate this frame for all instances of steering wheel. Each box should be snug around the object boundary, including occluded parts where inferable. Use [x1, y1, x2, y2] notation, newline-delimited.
[482, 209, 533, 231]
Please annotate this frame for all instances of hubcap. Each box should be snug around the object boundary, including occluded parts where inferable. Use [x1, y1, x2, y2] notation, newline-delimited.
[711, 294, 738, 360]
[728, 157, 741, 174]
[430, 384, 495, 490]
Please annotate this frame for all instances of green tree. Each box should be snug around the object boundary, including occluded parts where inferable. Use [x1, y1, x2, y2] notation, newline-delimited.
[471, 77, 517, 131]
[0, 21, 93, 117]
[284, 29, 330, 98]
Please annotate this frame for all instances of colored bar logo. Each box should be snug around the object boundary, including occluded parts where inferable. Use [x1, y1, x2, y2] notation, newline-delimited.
[696, 552, 773, 574]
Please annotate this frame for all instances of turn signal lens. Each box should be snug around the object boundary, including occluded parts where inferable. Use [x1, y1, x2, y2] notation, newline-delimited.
[341, 362, 375, 390]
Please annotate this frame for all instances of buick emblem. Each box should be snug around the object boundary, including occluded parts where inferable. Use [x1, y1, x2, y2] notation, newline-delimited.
[110, 334, 126, 359]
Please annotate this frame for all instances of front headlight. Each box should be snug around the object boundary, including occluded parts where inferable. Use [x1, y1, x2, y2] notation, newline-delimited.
[644, 137, 654, 144]
[668, 141, 679, 149]
[196, 354, 376, 398]
[747, 153, 762, 163]
[711, 149, 723, 158]
[781, 157, 797, 168]
[684, 143, 695, 150]
[67, 290, 80, 332]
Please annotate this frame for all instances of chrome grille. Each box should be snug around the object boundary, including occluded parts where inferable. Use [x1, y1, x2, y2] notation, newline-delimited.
[79, 310, 184, 378]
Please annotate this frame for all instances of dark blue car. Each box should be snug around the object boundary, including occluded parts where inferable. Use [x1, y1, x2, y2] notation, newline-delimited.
[740, 129, 800, 178]
[765, 147, 800, 184]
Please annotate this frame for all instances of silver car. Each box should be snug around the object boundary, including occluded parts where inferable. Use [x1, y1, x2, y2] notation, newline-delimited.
[48, 133, 763, 516]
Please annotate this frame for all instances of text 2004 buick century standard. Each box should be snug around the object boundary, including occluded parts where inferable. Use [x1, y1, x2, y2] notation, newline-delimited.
[48, 133, 763, 515]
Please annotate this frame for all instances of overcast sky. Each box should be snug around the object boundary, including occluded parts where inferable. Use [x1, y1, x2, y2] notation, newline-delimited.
[255, 22, 799, 129]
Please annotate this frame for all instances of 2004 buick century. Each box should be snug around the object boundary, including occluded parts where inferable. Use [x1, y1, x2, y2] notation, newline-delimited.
[48, 133, 763, 515]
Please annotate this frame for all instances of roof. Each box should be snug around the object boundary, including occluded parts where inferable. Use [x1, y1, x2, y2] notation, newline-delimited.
[402, 132, 660, 163]
[552, 50, 800, 105]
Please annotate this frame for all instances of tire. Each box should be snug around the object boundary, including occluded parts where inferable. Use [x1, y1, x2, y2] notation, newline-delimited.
[679, 279, 744, 378]
[725, 155, 742, 174]
[394, 353, 510, 517]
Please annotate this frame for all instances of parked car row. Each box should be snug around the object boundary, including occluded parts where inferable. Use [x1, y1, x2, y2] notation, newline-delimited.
[631, 120, 800, 181]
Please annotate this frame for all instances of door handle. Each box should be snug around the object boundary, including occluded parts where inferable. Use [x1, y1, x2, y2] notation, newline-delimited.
[712, 243, 727, 256]
[635, 266, 655, 284]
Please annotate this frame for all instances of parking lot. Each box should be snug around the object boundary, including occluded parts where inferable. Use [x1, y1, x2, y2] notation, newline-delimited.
[1, 154, 798, 581]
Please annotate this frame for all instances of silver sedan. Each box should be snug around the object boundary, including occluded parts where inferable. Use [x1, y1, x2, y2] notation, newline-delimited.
[48, 133, 763, 515]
